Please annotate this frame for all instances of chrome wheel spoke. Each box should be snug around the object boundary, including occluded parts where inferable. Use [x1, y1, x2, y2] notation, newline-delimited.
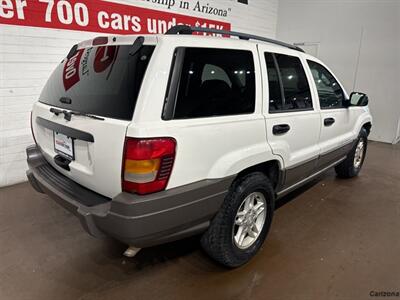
[253, 203, 265, 218]
[237, 211, 246, 217]
[239, 231, 247, 246]
[233, 192, 267, 250]
[234, 226, 243, 244]
[235, 217, 245, 226]
[244, 195, 254, 210]
[354, 140, 365, 168]
[235, 210, 246, 226]
[236, 226, 247, 247]
[251, 224, 259, 234]
[247, 226, 257, 238]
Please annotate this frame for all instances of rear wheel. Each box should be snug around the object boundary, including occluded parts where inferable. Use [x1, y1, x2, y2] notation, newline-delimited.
[201, 172, 275, 268]
[335, 128, 368, 178]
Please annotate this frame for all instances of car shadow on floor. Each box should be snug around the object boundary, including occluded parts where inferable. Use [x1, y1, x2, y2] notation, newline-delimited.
[105, 173, 332, 270]
[275, 176, 326, 209]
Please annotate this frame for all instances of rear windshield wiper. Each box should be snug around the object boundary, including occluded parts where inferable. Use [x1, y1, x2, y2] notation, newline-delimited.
[129, 36, 145, 56]
[50, 108, 104, 121]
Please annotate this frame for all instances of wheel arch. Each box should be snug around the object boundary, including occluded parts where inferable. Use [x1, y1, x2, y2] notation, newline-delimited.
[362, 121, 372, 136]
[353, 112, 372, 138]
[235, 160, 283, 191]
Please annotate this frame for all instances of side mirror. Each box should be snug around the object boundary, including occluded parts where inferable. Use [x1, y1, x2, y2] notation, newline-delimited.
[349, 92, 369, 107]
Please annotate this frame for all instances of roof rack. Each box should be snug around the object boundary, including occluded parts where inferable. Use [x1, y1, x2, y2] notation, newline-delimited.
[165, 25, 305, 53]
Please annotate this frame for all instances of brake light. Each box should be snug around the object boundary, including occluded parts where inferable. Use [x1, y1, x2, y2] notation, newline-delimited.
[122, 138, 176, 195]
[92, 36, 108, 45]
[30, 111, 37, 145]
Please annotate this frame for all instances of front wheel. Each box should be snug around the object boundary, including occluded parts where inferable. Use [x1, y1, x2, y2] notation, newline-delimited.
[200, 172, 275, 268]
[335, 128, 368, 178]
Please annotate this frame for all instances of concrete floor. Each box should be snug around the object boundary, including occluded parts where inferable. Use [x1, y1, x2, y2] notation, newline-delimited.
[0, 142, 399, 300]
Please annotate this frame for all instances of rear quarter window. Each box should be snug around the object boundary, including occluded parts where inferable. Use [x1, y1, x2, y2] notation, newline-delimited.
[166, 48, 256, 119]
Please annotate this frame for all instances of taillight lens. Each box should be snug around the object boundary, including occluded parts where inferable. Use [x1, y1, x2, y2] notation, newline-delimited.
[122, 137, 176, 195]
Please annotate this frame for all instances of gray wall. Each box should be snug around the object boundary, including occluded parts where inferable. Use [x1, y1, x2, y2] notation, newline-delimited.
[277, 0, 400, 144]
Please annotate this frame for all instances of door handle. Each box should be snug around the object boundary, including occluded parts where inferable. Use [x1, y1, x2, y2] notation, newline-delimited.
[273, 124, 291, 135]
[324, 118, 335, 127]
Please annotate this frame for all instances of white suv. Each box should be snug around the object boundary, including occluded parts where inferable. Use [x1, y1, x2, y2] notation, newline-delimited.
[27, 26, 372, 267]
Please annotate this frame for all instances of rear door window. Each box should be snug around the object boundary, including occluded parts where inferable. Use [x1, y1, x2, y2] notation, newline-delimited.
[39, 44, 155, 120]
[265, 53, 313, 113]
[168, 48, 256, 119]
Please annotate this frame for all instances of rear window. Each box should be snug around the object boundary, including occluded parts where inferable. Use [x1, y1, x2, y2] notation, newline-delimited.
[39, 44, 155, 120]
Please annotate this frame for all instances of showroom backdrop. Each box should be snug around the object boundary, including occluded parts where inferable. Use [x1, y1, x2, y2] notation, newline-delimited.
[1, 0, 399, 188]
[277, 0, 400, 145]
[0, 0, 278, 187]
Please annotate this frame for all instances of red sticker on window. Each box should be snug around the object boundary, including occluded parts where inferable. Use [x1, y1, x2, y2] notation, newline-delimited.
[63, 49, 84, 91]
[94, 46, 118, 73]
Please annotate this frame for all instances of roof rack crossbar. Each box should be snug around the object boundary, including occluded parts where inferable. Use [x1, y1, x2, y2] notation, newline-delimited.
[165, 25, 305, 53]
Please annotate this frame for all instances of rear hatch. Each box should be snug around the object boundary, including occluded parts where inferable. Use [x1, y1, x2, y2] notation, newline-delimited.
[31, 38, 155, 198]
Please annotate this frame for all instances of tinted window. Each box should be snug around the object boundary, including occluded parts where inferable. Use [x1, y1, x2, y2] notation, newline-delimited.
[172, 48, 255, 119]
[308, 60, 345, 109]
[265, 53, 284, 112]
[201, 64, 232, 86]
[265, 53, 313, 112]
[39, 45, 155, 120]
[276, 54, 313, 111]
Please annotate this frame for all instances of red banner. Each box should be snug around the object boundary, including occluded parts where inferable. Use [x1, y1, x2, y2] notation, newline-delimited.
[0, 0, 231, 34]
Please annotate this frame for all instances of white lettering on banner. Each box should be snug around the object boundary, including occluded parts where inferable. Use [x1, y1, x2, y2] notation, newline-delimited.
[98, 11, 109, 29]
[0, 0, 231, 35]
[0, 0, 26, 19]
[0, 0, 14, 18]
[39, 0, 90, 27]
[74, 3, 89, 26]
[39, 0, 53, 22]
[16, 0, 27, 19]
[147, 17, 177, 34]
[57, 1, 74, 25]
[98, 11, 142, 32]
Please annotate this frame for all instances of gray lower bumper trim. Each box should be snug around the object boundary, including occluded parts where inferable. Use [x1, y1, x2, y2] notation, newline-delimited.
[26, 145, 233, 247]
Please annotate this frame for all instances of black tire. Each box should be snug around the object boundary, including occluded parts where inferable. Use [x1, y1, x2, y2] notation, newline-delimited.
[200, 172, 275, 268]
[335, 128, 368, 178]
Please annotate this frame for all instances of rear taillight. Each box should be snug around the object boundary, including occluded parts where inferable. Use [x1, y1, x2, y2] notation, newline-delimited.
[30, 111, 37, 145]
[122, 137, 176, 195]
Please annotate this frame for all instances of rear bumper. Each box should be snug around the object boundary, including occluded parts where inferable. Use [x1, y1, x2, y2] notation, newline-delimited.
[26, 145, 233, 247]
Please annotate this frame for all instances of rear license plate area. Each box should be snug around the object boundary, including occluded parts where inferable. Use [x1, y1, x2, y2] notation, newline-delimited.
[54, 132, 75, 160]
